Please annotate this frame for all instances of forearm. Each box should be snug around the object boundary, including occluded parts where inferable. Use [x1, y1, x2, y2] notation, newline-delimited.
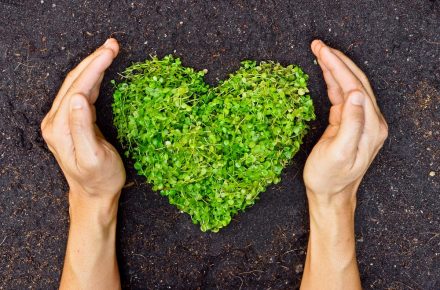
[300, 190, 361, 290]
[60, 191, 121, 290]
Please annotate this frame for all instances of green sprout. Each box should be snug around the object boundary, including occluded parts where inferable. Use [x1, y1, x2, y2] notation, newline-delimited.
[112, 55, 315, 232]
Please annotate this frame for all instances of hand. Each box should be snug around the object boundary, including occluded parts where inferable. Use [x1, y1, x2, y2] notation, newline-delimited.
[41, 39, 124, 290]
[304, 40, 388, 208]
[300, 40, 388, 290]
[41, 38, 125, 204]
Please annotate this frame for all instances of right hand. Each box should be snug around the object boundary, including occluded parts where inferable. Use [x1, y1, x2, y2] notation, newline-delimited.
[303, 40, 388, 208]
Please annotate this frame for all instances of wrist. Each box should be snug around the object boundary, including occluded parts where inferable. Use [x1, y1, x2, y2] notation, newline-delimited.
[62, 190, 120, 290]
[306, 187, 357, 244]
[68, 189, 120, 229]
[306, 190, 358, 271]
[306, 184, 358, 213]
[308, 199, 356, 239]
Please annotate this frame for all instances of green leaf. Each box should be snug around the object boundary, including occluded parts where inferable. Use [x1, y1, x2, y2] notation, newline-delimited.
[112, 55, 315, 232]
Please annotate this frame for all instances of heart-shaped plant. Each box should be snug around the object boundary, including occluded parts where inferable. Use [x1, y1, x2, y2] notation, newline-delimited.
[112, 55, 315, 232]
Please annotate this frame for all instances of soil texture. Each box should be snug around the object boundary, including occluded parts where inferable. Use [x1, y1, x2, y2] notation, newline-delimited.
[0, 0, 439, 289]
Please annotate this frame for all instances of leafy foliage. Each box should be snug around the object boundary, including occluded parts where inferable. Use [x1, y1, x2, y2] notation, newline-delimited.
[112, 55, 315, 232]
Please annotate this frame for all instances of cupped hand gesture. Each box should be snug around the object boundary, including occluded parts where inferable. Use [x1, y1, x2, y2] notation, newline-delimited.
[41, 38, 125, 204]
[304, 40, 388, 208]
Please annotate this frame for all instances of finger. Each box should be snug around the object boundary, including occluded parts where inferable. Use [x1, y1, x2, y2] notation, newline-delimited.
[315, 40, 387, 129]
[51, 38, 119, 114]
[357, 96, 385, 155]
[328, 103, 343, 126]
[318, 60, 344, 105]
[330, 49, 374, 98]
[330, 91, 366, 159]
[329, 48, 382, 114]
[69, 94, 103, 170]
[319, 124, 339, 141]
[311, 40, 344, 105]
[51, 48, 116, 127]
[66, 47, 117, 103]
[41, 117, 75, 159]
[314, 40, 365, 98]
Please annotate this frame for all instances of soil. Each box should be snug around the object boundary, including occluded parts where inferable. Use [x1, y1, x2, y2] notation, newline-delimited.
[0, 0, 439, 289]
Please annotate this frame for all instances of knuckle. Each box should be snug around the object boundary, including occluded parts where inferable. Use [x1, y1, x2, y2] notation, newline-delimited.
[332, 149, 351, 164]
[68, 81, 79, 93]
[351, 115, 365, 126]
[66, 70, 76, 82]
[379, 123, 389, 142]
[101, 47, 114, 55]
[71, 117, 83, 128]
[41, 123, 52, 142]
[79, 150, 103, 171]
[40, 116, 48, 132]
[41, 130, 51, 143]
[347, 89, 365, 98]
[354, 156, 370, 173]
[359, 73, 369, 85]
[78, 159, 96, 172]
[329, 105, 339, 115]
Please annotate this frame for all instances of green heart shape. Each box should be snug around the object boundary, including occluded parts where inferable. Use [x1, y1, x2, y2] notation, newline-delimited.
[112, 55, 315, 232]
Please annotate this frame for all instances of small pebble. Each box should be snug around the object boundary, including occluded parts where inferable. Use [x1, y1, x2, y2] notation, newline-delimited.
[429, 171, 435, 177]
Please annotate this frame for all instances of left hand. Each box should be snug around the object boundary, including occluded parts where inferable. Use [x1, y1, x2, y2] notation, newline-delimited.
[41, 38, 125, 203]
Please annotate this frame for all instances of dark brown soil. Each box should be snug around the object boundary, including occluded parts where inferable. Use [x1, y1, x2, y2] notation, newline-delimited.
[0, 0, 439, 289]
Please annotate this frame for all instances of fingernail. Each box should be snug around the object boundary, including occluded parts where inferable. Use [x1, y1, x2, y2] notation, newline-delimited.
[103, 38, 112, 48]
[70, 96, 84, 110]
[349, 92, 365, 106]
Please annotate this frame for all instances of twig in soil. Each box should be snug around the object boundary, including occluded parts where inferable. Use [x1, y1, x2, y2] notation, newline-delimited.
[422, 39, 440, 45]
[229, 273, 244, 290]
[0, 236, 7, 246]
[391, 281, 414, 290]
[281, 248, 302, 263]
[424, 232, 440, 244]
[237, 269, 263, 276]
[123, 181, 135, 188]
[14, 62, 36, 71]
[345, 41, 362, 52]
[132, 253, 148, 261]
[109, 31, 126, 38]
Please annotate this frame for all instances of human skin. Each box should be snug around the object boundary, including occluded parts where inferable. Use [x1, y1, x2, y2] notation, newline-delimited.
[41, 38, 387, 289]
[41, 38, 124, 290]
[300, 40, 388, 290]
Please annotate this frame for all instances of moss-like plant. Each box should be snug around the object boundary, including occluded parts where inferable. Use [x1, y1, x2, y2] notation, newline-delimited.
[112, 55, 315, 232]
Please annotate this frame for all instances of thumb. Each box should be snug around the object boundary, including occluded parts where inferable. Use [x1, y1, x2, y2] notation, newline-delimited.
[331, 91, 366, 157]
[69, 93, 102, 168]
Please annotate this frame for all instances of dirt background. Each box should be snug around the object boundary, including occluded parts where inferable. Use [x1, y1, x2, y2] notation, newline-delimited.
[0, 0, 439, 289]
